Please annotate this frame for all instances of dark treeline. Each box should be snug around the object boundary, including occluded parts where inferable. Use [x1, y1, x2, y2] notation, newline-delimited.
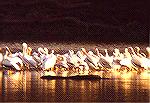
[0, 0, 148, 43]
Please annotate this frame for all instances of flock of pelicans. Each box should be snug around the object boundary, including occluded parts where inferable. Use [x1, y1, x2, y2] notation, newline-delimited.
[0, 43, 150, 77]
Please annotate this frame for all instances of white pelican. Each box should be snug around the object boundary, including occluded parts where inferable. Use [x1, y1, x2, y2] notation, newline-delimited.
[119, 48, 136, 71]
[66, 50, 83, 68]
[32, 52, 42, 65]
[41, 50, 57, 71]
[112, 48, 124, 70]
[55, 54, 68, 70]
[81, 48, 99, 70]
[134, 46, 150, 70]
[2, 46, 23, 70]
[95, 48, 104, 57]
[127, 47, 143, 71]
[19, 43, 38, 69]
[37, 47, 47, 62]
[135, 46, 147, 58]
[0, 48, 3, 66]
[146, 47, 150, 59]
[98, 49, 113, 70]
[43, 47, 49, 55]
[67, 50, 89, 74]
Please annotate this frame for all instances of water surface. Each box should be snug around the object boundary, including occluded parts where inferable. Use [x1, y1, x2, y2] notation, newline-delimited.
[0, 70, 149, 102]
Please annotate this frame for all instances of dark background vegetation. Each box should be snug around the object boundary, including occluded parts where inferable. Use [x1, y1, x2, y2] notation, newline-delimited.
[0, 0, 148, 43]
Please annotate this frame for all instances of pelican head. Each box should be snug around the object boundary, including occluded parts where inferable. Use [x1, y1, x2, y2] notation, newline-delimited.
[5, 46, 9, 52]
[135, 46, 140, 53]
[104, 49, 107, 52]
[113, 48, 120, 56]
[38, 47, 42, 52]
[51, 50, 54, 54]
[146, 47, 150, 58]
[114, 48, 120, 53]
[69, 50, 74, 56]
[128, 47, 135, 54]
[104, 49, 108, 54]
[125, 48, 129, 53]
[95, 47, 100, 56]
[44, 47, 49, 54]
[81, 48, 87, 54]
[128, 47, 133, 50]
[38, 47, 46, 54]
[95, 47, 99, 52]
[22, 43, 27, 48]
[5, 46, 12, 55]
[146, 47, 150, 52]
[95, 48, 99, 52]
[22, 43, 28, 55]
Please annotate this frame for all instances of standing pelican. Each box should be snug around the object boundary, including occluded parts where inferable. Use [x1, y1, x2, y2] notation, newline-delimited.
[146, 47, 150, 59]
[19, 43, 38, 69]
[120, 48, 136, 71]
[112, 48, 124, 70]
[134, 46, 150, 70]
[2, 46, 23, 70]
[98, 49, 113, 70]
[81, 48, 99, 70]
[55, 54, 68, 70]
[66, 50, 89, 74]
[0, 48, 3, 67]
[127, 47, 143, 71]
[42, 50, 57, 71]
[76, 50, 89, 71]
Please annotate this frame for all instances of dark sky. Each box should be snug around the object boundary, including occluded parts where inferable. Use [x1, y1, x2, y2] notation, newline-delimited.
[0, 0, 148, 43]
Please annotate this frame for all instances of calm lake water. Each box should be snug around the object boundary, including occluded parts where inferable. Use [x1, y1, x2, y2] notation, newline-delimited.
[0, 42, 149, 102]
[0, 70, 149, 102]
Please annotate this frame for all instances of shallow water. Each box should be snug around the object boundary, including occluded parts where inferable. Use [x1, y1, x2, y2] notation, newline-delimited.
[0, 42, 149, 102]
[0, 70, 149, 102]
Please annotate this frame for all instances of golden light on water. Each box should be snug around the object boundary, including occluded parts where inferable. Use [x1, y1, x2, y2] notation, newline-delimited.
[11, 72, 20, 81]
[0, 69, 150, 102]
[49, 80, 56, 92]
[139, 71, 150, 79]
[120, 72, 132, 79]
[112, 70, 121, 78]
[62, 79, 66, 94]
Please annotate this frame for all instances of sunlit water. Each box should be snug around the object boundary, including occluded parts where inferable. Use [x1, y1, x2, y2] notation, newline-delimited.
[0, 42, 149, 102]
[0, 70, 149, 102]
